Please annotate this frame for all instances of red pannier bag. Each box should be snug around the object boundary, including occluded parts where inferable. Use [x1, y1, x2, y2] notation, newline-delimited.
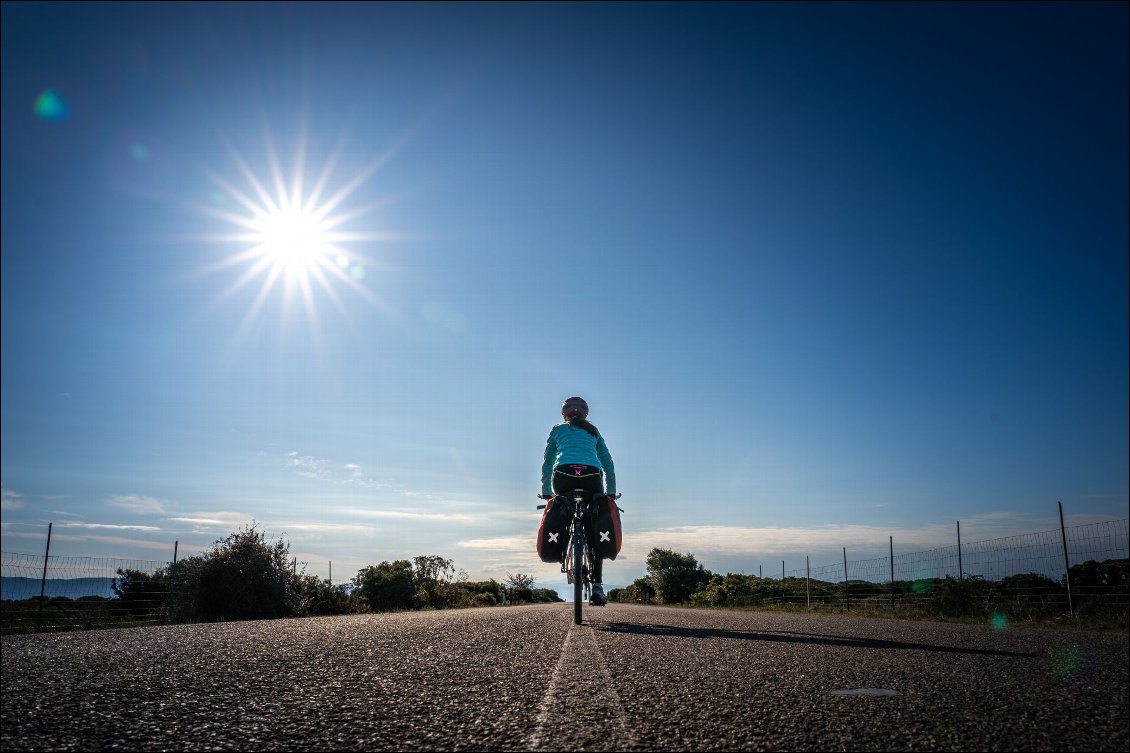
[591, 495, 622, 560]
[536, 497, 568, 563]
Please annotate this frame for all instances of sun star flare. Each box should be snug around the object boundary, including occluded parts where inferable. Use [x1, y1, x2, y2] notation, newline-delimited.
[197, 128, 395, 335]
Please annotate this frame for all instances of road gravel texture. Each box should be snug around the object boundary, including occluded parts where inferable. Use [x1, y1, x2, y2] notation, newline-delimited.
[2, 603, 1126, 751]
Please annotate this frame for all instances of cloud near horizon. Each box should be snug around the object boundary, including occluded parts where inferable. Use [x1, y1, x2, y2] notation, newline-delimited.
[167, 511, 254, 532]
[457, 512, 1093, 571]
[1, 529, 177, 553]
[339, 507, 484, 525]
[58, 522, 162, 531]
[109, 494, 165, 514]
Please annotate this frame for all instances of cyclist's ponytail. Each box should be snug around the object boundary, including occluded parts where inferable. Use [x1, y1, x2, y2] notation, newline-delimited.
[568, 417, 600, 438]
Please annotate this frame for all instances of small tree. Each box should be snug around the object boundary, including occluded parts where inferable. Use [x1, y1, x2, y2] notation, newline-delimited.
[505, 572, 537, 604]
[529, 588, 563, 603]
[459, 579, 503, 606]
[413, 555, 456, 608]
[112, 567, 170, 618]
[354, 560, 417, 611]
[645, 548, 711, 604]
[295, 575, 352, 616]
[194, 523, 299, 621]
[618, 577, 654, 603]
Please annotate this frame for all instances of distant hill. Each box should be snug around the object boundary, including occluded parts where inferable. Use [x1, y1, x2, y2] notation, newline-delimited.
[0, 577, 117, 600]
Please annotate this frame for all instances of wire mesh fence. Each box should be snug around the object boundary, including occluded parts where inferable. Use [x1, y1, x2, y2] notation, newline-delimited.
[5, 515, 1128, 632]
[780, 518, 1129, 585]
[763, 518, 1129, 618]
[1, 552, 174, 633]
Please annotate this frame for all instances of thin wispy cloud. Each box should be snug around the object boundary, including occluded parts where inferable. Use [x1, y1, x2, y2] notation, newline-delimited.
[458, 534, 531, 552]
[280, 450, 491, 522]
[286, 453, 390, 489]
[283, 452, 511, 517]
[272, 521, 377, 535]
[168, 511, 253, 531]
[1, 530, 177, 553]
[109, 494, 165, 514]
[58, 522, 162, 531]
[286, 452, 332, 480]
[344, 507, 483, 525]
[343, 463, 385, 488]
[1, 486, 24, 511]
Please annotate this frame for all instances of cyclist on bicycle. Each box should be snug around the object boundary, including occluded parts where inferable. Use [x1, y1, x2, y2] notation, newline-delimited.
[541, 396, 617, 606]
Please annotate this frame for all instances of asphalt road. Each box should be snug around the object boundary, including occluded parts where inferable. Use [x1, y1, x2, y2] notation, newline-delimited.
[2, 604, 1126, 751]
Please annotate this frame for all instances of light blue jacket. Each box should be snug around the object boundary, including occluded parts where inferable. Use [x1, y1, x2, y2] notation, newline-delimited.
[541, 423, 617, 496]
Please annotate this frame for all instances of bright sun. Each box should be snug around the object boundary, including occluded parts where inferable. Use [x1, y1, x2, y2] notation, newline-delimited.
[197, 128, 393, 333]
[254, 207, 331, 277]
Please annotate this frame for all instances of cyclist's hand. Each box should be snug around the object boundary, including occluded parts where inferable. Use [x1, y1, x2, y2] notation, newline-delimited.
[538, 493, 554, 500]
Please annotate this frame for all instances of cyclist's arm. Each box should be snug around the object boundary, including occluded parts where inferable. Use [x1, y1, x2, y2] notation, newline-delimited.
[540, 430, 557, 497]
[596, 435, 616, 496]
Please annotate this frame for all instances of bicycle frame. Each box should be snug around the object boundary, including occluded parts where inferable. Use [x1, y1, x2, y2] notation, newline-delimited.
[559, 490, 596, 624]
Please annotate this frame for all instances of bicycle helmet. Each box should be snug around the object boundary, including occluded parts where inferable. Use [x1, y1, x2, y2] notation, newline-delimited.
[561, 396, 589, 421]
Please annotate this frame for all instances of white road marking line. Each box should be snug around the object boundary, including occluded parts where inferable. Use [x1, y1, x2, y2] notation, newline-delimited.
[527, 616, 637, 751]
[526, 626, 575, 751]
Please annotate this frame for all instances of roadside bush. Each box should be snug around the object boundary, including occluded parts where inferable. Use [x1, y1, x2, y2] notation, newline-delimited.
[646, 548, 710, 604]
[187, 523, 300, 622]
[928, 576, 994, 618]
[112, 568, 171, 617]
[354, 560, 417, 611]
[296, 575, 352, 616]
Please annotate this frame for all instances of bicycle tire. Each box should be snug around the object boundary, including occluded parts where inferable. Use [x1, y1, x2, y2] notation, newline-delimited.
[573, 520, 583, 624]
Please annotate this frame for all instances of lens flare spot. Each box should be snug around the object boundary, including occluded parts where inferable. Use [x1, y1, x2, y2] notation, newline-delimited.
[1049, 644, 1081, 680]
[349, 265, 365, 280]
[34, 89, 69, 120]
[990, 612, 1008, 630]
[336, 254, 350, 269]
[911, 578, 932, 593]
[130, 143, 150, 162]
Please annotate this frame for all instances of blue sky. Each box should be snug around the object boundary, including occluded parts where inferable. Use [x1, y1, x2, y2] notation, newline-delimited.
[2, 2, 1127, 592]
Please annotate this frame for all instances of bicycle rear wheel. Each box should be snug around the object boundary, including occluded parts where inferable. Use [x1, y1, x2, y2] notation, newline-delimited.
[573, 521, 583, 624]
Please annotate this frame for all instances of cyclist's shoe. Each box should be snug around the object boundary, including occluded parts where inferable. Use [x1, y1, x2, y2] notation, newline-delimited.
[590, 584, 607, 606]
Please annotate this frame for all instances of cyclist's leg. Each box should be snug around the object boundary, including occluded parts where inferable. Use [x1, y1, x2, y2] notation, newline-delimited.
[590, 551, 604, 583]
[582, 512, 605, 583]
[586, 532, 606, 605]
[574, 475, 608, 604]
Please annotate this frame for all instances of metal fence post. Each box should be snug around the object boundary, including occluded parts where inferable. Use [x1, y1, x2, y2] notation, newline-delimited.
[806, 555, 810, 609]
[168, 541, 179, 623]
[1058, 501, 1074, 618]
[329, 561, 332, 584]
[957, 520, 963, 581]
[889, 535, 895, 612]
[843, 547, 849, 610]
[36, 522, 53, 633]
